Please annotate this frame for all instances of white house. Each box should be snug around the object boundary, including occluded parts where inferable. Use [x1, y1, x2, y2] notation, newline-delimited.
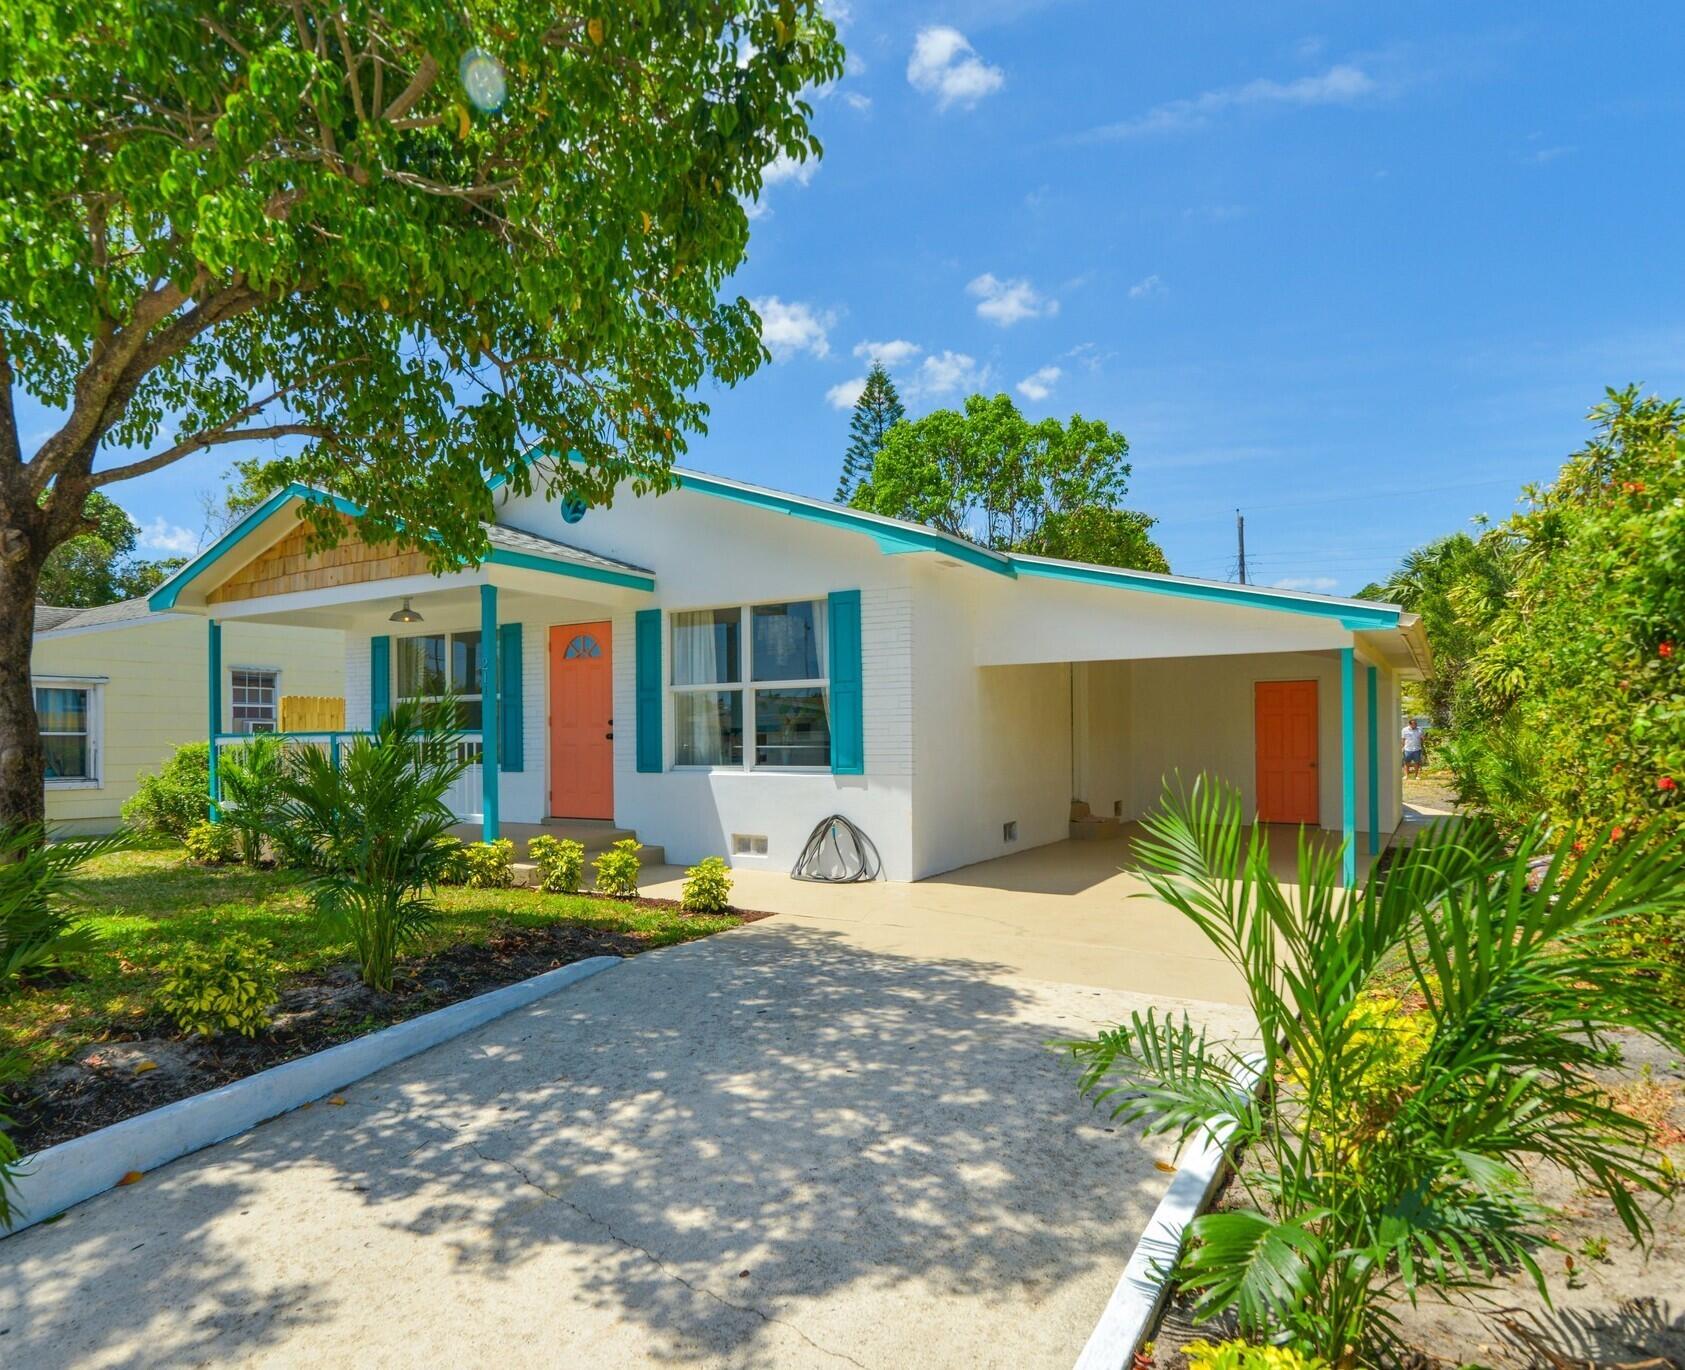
[147, 458, 1427, 883]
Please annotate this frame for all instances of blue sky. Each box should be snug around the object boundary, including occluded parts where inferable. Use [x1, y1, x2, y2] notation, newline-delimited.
[51, 2, 1685, 594]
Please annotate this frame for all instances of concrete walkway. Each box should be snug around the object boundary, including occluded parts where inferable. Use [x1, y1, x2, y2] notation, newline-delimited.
[2, 938, 1252, 1368]
[4, 839, 1260, 1369]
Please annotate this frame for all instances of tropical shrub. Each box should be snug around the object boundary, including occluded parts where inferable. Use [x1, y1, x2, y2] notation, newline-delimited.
[216, 735, 288, 866]
[272, 700, 467, 991]
[157, 935, 280, 1038]
[0, 824, 125, 992]
[183, 819, 240, 866]
[593, 838, 643, 898]
[1183, 1340, 1329, 1370]
[121, 741, 210, 838]
[458, 839, 515, 889]
[680, 856, 733, 913]
[528, 835, 585, 894]
[0, 1050, 26, 1230]
[1065, 778, 1685, 1363]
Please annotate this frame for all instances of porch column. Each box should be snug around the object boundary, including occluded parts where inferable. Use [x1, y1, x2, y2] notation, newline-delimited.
[1340, 646, 1356, 887]
[206, 619, 222, 822]
[479, 583, 500, 842]
[1366, 664, 1379, 856]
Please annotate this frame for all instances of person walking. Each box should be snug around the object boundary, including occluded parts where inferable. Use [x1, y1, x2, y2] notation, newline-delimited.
[1401, 716, 1427, 778]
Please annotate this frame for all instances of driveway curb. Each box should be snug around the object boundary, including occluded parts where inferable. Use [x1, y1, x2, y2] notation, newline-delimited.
[4, 954, 623, 1238]
[1072, 1056, 1264, 1370]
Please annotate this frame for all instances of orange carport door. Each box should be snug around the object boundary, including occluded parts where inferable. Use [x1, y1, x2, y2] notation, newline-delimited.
[1254, 679, 1319, 824]
[549, 622, 614, 820]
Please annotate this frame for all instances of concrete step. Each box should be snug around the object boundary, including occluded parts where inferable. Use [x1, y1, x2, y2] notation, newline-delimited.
[449, 820, 641, 861]
[1069, 815, 1121, 842]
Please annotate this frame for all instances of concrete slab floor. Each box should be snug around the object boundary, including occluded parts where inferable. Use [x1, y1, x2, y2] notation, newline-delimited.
[2, 919, 1255, 1370]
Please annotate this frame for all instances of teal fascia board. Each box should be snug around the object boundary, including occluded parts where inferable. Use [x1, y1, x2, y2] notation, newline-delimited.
[484, 548, 653, 592]
[1366, 664, 1380, 856]
[1009, 556, 1401, 630]
[150, 483, 368, 611]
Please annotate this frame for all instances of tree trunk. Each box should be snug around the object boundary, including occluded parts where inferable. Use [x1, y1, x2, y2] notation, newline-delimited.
[0, 542, 46, 832]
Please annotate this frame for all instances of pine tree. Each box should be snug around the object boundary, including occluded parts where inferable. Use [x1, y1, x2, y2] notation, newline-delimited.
[837, 362, 906, 502]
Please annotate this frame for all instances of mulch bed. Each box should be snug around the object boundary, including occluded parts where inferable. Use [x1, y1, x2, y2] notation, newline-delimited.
[12, 904, 772, 1157]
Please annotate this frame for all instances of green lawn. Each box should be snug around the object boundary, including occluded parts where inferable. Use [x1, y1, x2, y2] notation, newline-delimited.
[1, 840, 739, 1076]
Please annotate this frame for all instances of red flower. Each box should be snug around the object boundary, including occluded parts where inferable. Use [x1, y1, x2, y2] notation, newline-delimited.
[1611, 826, 1626, 841]
[1659, 777, 1679, 792]
[1660, 641, 1675, 658]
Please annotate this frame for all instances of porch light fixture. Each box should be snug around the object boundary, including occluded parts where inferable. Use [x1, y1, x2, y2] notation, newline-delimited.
[389, 597, 423, 624]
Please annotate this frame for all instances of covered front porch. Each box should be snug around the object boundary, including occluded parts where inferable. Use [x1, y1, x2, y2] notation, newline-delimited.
[152, 483, 657, 841]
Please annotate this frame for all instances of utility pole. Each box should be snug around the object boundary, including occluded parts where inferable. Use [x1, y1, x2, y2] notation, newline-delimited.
[1235, 509, 1248, 585]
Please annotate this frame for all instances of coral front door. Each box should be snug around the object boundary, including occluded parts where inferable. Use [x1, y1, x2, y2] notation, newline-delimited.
[549, 622, 613, 819]
[1254, 679, 1319, 824]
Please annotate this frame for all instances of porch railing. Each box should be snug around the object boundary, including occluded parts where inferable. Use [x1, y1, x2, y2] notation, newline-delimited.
[211, 730, 486, 821]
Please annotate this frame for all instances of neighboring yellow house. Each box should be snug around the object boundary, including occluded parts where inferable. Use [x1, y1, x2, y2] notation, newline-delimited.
[31, 599, 344, 834]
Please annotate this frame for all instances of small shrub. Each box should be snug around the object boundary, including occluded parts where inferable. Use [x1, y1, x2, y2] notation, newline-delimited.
[122, 741, 210, 838]
[529, 835, 586, 894]
[217, 735, 288, 866]
[458, 838, 515, 888]
[156, 935, 281, 1038]
[593, 838, 642, 898]
[680, 856, 733, 913]
[183, 820, 241, 866]
[1286, 992, 1435, 1156]
[1183, 1340, 1329, 1370]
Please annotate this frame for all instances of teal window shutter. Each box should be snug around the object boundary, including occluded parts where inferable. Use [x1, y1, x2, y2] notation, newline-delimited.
[635, 610, 662, 772]
[499, 623, 524, 771]
[828, 590, 864, 775]
[369, 636, 391, 727]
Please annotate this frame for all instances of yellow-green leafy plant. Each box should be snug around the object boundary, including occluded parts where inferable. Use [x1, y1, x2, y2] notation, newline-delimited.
[183, 820, 240, 866]
[593, 838, 643, 898]
[528, 835, 586, 894]
[459, 838, 515, 889]
[1184, 1340, 1330, 1370]
[681, 856, 733, 913]
[1064, 777, 1685, 1363]
[157, 935, 281, 1038]
[0, 823, 126, 993]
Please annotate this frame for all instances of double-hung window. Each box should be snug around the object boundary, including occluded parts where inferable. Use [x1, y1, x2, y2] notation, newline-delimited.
[670, 601, 830, 769]
[230, 668, 279, 733]
[395, 631, 482, 729]
[35, 681, 100, 786]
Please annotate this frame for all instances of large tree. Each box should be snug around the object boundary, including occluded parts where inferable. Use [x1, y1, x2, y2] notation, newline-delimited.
[36, 490, 185, 607]
[849, 392, 1168, 571]
[0, 2, 843, 827]
[836, 361, 903, 502]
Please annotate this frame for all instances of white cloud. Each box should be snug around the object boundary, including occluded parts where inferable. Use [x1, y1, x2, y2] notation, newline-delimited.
[843, 91, 873, 112]
[1016, 365, 1062, 402]
[139, 518, 199, 557]
[1086, 64, 1376, 140]
[826, 377, 867, 410]
[752, 296, 834, 360]
[762, 152, 817, 189]
[907, 26, 1004, 111]
[853, 338, 922, 368]
[967, 273, 1058, 327]
[910, 349, 986, 398]
[1273, 575, 1339, 593]
[1128, 273, 1165, 299]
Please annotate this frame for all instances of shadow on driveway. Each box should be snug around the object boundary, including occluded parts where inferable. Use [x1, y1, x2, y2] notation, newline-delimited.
[5, 922, 1252, 1369]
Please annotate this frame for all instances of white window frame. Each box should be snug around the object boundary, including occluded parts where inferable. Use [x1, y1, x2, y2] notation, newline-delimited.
[669, 599, 831, 773]
[228, 665, 282, 735]
[35, 676, 104, 790]
[394, 629, 483, 731]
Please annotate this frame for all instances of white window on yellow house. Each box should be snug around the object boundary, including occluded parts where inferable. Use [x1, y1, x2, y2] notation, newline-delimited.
[230, 668, 279, 733]
[35, 680, 101, 786]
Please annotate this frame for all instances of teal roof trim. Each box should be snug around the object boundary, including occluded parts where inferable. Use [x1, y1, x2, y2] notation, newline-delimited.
[1007, 555, 1401, 629]
[150, 482, 653, 611]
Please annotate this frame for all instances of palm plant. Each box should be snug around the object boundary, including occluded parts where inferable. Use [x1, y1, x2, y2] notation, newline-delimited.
[271, 701, 467, 991]
[1066, 779, 1685, 1363]
[0, 824, 129, 991]
[216, 733, 288, 866]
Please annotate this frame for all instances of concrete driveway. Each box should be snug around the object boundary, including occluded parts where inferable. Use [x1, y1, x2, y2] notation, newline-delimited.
[4, 841, 1257, 1369]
